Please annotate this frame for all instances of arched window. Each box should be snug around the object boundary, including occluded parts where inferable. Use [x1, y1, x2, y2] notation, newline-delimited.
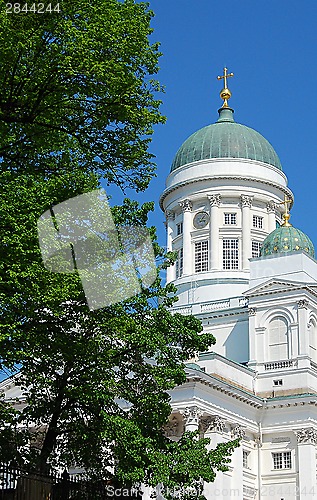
[309, 319, 317, 363]
[268, 316, 289, 361]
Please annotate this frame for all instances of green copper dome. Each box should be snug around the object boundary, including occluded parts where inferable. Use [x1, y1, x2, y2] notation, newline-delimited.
[260, 226, 315, 258]
[171, 108, 282, 172]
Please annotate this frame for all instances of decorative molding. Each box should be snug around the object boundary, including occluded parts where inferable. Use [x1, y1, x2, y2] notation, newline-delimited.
[179, 199, 192, 212]
[185, 374, 263, 409]
[248, 307, 257, 316]
[295, 427, 317, 445]
[266, 200, 276, 213]
[180, 406, 202, 425]
[298, 299, 309, 310]
[211, 415, 226, 433]
[207, 193, 221, 207]
[240, 195, 253, 208]
[165, 210, 175, 221]
[159, 173, 293, 210]
[231, 424, 245, 439]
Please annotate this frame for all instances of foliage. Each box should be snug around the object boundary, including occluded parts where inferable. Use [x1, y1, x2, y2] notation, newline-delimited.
[0, 1, 239, 497]
[0, 0, 164, 191]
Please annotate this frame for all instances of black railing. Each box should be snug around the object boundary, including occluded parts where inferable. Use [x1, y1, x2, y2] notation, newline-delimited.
[0, 465, 143, 500]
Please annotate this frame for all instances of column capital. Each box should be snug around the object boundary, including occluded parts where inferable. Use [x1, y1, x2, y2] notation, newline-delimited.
[231, 423, 246, 440]
[200, 415, 227, 434]
[179, 199, 192, 212]
[179, 406, 203, 425]
[207, 193, 221, 207]
[240, 194, 253, 208]
[249, 307, 257, 316]
[266, 200, 276, 213]
[298, 299, 309, 310]
[165, 210, 175, 221]
[295, 427, 317, 445]
[210, 415, 226, 433]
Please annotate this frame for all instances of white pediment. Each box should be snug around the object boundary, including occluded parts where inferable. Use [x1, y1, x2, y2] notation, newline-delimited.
[244, 278, 317, 298]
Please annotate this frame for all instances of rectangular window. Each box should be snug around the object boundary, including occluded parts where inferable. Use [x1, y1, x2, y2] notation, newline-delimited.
[272, 451, 291, 470]
[253, 215, 263, 229]
[273, 379, 283, 386]
[223, 239, 239, 269]
[176, 222, 183, 236]
[224, 213, 237, 225]
[243, 450, 249, 469]
[195, 241, 208, 273]
[251, 241, 262, 258]
[175, 248, 183, 278]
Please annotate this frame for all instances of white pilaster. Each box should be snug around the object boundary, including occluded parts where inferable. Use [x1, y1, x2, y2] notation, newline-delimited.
[179, 199, 192, 276]
[266, 200, 276, 233]
[248, 307, 259, 369]
[297, 300, 309, 357]
[208, 194, 221, 270]
[241, 195, 252, 271]
[165, 210, 175, 283]
[295, 428, 317, 499]
[203, 417, 227, 497]
[229, 425, 244, 497]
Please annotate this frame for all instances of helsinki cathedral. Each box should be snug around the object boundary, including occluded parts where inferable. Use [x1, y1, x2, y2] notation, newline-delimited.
[2, 68, 317, 500]
[160, 68, 317, 500]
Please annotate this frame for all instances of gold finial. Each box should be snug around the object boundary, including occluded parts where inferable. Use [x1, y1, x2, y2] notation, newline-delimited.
[279, 194, 293, 227]
[217, 67, 234, 108]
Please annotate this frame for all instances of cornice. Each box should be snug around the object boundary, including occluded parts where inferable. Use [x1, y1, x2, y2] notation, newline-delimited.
[185, 369, 263, 408]
[160, 174, 293, 211]
[184, 369, 317, 411]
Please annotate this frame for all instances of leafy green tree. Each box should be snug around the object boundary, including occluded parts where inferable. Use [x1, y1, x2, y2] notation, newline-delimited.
[0, 173, 238, 496]
[0, 0, 164, 191]
[0, 1, 239, 497]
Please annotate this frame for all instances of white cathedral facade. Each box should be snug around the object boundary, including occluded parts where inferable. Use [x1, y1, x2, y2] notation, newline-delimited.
[160, 73, 317, 500]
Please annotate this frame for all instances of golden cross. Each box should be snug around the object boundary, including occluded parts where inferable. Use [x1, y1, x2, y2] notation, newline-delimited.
[217, 67, 234, 89]
[279, 194, 292, 215]
[278, 194, 293, 226]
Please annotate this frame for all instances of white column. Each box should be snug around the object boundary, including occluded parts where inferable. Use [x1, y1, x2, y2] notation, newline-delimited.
[165, 210, 175, 283]
[295, 428, 317, 499]
[241, 195, 252, 271]
[208, 194, 221, 270]
[203, 417, 227, 497]
[229, 425, 244, 498]
[179, 199, 192, 276]
[266, 200, 276, 233]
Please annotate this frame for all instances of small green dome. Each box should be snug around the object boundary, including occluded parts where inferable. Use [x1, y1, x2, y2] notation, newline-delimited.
[171, 108, 282, 172]
[260, 226, 315, 258]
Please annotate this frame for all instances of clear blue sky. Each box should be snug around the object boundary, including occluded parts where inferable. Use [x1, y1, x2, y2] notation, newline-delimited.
[117, 0, 317, 250]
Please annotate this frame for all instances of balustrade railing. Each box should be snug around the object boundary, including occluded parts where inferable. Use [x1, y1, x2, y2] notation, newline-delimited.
[264, 360, 296, 371]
